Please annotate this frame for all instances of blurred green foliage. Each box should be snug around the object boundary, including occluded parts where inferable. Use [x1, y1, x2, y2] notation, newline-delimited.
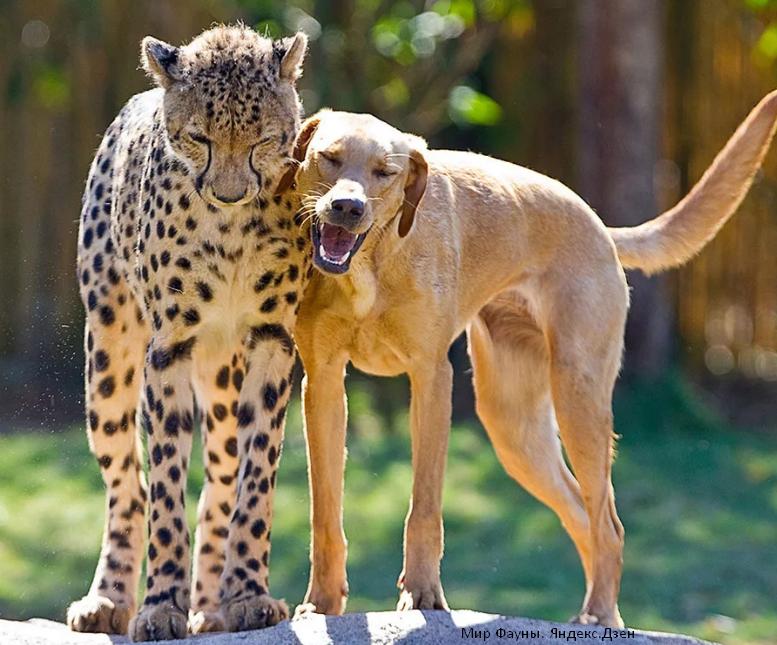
[0, 7, 776, 642]
[1, 377, 776, 644]
[746, 0, 777, 9]
[226, 0, 534, 134]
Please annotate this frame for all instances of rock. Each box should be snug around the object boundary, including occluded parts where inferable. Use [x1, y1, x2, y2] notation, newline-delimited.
[0, 611, 720, 645]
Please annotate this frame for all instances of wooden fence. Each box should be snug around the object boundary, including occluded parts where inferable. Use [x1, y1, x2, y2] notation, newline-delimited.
[0, 0, 776, 422]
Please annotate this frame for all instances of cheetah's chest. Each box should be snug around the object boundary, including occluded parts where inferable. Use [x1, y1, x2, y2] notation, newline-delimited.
[136, 199, 305, 350]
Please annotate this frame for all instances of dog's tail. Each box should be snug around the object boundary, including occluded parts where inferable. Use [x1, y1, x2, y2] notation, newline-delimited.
[609, 90, 777, 275]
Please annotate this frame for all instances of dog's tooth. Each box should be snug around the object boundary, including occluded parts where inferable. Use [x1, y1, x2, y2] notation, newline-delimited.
[331, 251, 349, 266]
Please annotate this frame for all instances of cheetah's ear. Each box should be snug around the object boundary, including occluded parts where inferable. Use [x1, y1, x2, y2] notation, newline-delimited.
[278, 32, 308, 82]
[141, 36, 184, 89]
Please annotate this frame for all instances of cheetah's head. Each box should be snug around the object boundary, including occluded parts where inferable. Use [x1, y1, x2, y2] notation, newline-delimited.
[141, 25, 307, 208]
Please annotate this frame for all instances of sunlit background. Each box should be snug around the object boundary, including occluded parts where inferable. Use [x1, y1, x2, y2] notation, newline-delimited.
[1, 1, 777, 644]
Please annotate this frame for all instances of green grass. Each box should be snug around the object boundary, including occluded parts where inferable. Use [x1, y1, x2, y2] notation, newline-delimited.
[0, 374, 776, 644]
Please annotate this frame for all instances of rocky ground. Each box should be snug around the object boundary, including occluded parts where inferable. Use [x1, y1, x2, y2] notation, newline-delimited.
[0, 610, 720, 645]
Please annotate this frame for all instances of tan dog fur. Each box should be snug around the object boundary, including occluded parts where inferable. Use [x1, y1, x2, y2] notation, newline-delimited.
[290, 91, 777, 627]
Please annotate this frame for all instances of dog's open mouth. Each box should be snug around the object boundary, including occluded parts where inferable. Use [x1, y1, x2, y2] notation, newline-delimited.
[312, 220, 369, 274]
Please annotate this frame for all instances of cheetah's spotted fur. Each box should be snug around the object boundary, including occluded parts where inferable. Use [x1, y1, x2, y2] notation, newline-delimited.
[66, 25, 311, 641]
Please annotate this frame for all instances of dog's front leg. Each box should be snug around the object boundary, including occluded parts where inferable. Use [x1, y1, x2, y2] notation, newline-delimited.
[398, 358, 453, 611]
[295, 357, 350, 617]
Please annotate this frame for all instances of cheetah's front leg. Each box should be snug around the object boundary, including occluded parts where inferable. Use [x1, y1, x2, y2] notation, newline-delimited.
[128, 335, 197, 642]
[188, 352, 245, 634]
[67, 295, 149, 635]
[217, 326, 296, 631]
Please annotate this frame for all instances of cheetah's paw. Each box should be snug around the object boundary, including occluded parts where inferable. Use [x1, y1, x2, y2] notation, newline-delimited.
[67, 595, 134, 634]
[189, 609, 226, 634]
[129, 603, 188, 641]
[222, 593, 288, 632]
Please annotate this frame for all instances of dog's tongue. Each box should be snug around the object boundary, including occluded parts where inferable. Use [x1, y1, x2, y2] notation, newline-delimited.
[320, 223, 358, 261]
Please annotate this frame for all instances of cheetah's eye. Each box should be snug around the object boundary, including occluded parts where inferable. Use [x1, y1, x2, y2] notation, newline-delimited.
[188, 133, 211, 145]
[256, 136, 273, 147]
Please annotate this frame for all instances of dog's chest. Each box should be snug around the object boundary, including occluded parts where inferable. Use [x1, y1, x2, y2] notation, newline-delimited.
[327, 270, 434, 376]
[345, 297, 432, 376]
[349, 326, 409, 377]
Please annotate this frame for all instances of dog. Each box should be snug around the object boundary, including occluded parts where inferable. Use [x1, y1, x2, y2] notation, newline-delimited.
[285, 92, 777, 627]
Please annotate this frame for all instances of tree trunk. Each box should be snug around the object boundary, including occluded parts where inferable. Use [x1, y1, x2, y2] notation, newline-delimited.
[577, 0, 672, 377]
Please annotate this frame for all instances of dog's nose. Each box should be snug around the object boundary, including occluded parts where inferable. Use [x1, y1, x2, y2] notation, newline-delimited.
[331, 198, 365, 221]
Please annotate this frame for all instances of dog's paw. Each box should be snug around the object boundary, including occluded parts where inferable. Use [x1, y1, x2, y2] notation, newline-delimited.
[129, 604, 188, 641]
[292, 603, 319, 618]
[294, 583, 348, 617]
[222, 593, 289, 632]
[189, 610, 226, 634]
[397, 582, 449, 611]
[570, 610, 624, 628]
[67, 595, 134, 634]
[570, 612, 599, 626]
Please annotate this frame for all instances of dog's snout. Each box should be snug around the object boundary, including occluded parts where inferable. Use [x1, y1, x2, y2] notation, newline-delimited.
[331, 198, 365, 221]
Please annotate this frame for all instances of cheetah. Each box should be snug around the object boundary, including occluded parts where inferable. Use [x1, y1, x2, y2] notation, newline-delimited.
[66, 25, 312, 640]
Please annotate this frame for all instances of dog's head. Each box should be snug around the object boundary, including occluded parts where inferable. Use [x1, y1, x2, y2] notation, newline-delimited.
[287, 111, 428, 275]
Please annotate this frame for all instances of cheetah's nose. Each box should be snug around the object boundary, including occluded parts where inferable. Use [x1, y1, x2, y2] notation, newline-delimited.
[213, 191, 246, 204]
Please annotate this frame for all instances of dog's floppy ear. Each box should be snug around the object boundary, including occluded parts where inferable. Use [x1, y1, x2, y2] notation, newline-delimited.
[275, 114, 323, 195]
[398, 136, 428, 238]
[293, 113, 323, 163]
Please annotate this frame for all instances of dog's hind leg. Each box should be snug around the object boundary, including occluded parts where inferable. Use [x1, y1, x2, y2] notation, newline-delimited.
[467, 305, 593, 591]
[542, 268, 628, 629]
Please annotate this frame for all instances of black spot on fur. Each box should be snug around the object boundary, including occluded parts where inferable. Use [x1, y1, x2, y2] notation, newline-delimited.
[196, 281, 213, 301]
[157, 528, 172, 547]
[237, 404, 255, 428]
[254, 272, 273, 292]
[182, 308, 200, 325]
[232, 369, 243, 392]
[94, 350, 110, 372]
[216, 366, 229, 389]
[213, 403, 228, 421]
[168, 276, 183, 293]
[262, 383, 278, 410]
[99, 306, 115, 326]
[98, 376, 116, 398]
[150, 337, 197, 371]
[250, 519, 266, 539]
[260, 296, 277, 313]
[249, 324, 294, 355]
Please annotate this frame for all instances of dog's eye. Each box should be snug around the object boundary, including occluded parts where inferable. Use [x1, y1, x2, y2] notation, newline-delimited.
[373, 168, 395, 179]
[320, 152, 342, 167]
[188, 132, 211, 145]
